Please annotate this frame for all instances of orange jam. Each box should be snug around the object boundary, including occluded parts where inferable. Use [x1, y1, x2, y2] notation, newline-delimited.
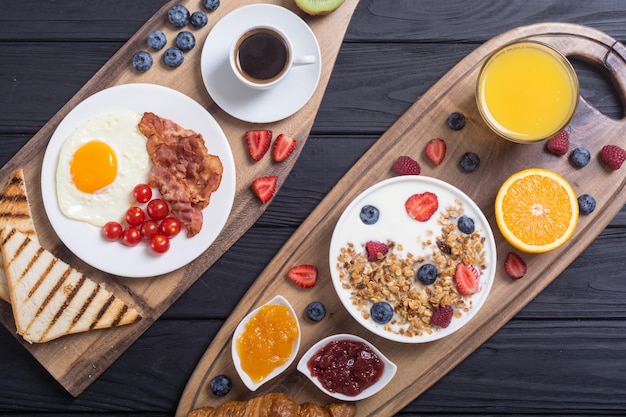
[236, 304, 299, 383]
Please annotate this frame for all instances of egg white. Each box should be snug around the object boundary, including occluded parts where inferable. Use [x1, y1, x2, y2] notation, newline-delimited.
[55, 111, 151, 227]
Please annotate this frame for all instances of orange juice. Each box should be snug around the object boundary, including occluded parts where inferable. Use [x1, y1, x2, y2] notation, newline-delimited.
[476, 41, 579, 143]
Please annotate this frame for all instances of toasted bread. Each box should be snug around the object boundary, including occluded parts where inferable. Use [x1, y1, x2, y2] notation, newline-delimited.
[1, 226, 141, 344]
[0, 168, 38, 303]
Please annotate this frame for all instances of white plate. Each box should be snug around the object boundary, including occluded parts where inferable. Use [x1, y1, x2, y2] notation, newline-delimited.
[41, 83, 236, 278]
[200, 4, 321, 123]
[329, 176, 497, 343]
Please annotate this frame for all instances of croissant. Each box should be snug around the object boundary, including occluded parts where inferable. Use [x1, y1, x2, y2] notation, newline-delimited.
[187, 392, 357, 417]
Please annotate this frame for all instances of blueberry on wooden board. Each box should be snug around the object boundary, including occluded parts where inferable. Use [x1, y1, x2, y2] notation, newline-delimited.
[190, 11, 208, 28]
[147, 30, 166, 50]
[131, 51, 152, 72]
[168, 5, 190, 28]
[306, 301, 326, 322]
[163, 47, 184, 67]
[175, 31, 196, 51]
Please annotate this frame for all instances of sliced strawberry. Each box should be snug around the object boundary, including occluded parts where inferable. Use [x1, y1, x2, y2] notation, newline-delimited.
[245, 130, 272, 161]
[425, 138, 447, 165]
[455, 262, 480, 295]
[287, 264, 318, 288]
[251, 176, 277, 204]
[504, 252, 527, 280]
[273, 134, 296, 162]
[365, 240, 389, 262]
[405, 192, 438, 222]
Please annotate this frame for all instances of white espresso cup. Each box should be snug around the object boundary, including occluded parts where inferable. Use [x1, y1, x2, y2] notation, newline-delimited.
[230, 24, 316, 90]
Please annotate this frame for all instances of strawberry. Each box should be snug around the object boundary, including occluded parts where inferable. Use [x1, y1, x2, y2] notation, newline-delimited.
[392, 156, 421, 175]
[504, 252, 527, 280]
[287, 264, 318, 288]
[545, 130, 569, 156]
[245, 130, 272, 161]
[405, 192, 438, 222]
[430, 305, 453, 328]
[454, 262, 480, 295]
[273, 134, 296, 162]
[425, 138, 447, 165]
[600, 144, 626, 170]
[365, 241, 389, 262]
[250, 176, 277, 203]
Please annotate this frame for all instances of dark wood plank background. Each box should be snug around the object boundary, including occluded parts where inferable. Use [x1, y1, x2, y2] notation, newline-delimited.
[1, 0, 626, 415]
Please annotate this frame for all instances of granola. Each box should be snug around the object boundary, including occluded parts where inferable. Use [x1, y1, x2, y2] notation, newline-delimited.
[335, 200, 488, 338]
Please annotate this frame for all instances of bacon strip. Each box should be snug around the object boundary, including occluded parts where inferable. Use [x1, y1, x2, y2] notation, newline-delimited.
[138, 112, 223, 237]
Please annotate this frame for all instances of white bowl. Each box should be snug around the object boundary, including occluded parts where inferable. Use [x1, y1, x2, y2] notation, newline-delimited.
[297, 333, 397, 401]
[232, 295, 301, 391]
[329, 176, 497, 343]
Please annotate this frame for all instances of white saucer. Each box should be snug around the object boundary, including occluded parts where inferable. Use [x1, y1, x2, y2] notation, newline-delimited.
[200, 4, 321, 123]
[41, 84, 236, 278]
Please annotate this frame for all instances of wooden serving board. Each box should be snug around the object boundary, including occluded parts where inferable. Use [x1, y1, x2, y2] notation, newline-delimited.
[0, 0, 359, 397]
[177, 23, 626, 416]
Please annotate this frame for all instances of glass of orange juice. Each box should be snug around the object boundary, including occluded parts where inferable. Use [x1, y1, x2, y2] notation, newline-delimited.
[476, 40, 579, 143]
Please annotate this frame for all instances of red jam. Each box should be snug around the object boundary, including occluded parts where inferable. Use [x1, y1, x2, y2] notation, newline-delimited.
[307, 339, 384, 396]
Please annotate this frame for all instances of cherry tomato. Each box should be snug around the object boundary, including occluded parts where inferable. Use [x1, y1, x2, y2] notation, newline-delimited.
[147, 198, 169, 220]
[121, 227, 142, 246]
[102, 221, 123, 241]
[150, 234, 170, 254]
[133, 183, 153, 204]
[140, 219, 160, 239]
[159, 216, 181, 238]
[126, 206, 146, 227]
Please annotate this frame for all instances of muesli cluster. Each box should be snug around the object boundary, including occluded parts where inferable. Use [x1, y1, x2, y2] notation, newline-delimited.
[335, 200, 488, 337]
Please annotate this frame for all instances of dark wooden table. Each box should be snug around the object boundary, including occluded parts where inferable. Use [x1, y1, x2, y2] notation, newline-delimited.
[2, 1, 626, 415]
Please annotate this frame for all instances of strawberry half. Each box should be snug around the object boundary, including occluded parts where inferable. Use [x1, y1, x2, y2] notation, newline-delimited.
[245, 130, 272, 161]
[425, 138, 447, 165]
[504, 252, 527, 280]
[455, 262, 480, 295]
[405, 192, 438, 222]
[287, 264, 318, 288]
[365, 240, 389, 262]
[273, 134, 296, 162]
[251, 176, 277, 204]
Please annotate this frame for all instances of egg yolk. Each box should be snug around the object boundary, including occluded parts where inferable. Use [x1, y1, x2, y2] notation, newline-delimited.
[70, 140, 117, 194]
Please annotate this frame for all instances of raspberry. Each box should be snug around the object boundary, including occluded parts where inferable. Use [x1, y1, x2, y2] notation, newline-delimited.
[545, 130, 569, 156]
[392, 155, 421, 175]
[430, 305, 453, 328]
[600, 144, 626, 170]
[365, 241, 389, 262]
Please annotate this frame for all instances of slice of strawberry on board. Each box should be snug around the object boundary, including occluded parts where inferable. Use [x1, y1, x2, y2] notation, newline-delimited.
[405, 191, 439, 221]
[455, 262, 480, 295]
[287, 264, 318, 288]
[251, 176, 278, 204]
[425, 138, 447, 165]
[245, 130, 272, 161]
[273, 134, 296, 162]
[504, 252, 527, 279]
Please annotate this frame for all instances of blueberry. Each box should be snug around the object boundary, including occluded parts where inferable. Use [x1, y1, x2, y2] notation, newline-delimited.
[457, 215, 475, 234]
[577, 194, 596, 215]
[175, 31, 196, 51]
[570, 147, 591, 168]
[417, 263, 438, 285]
[459, 152, 480, 172]
[209, 374, 232, 396]
[447, 112, 466, 130]
[370, 301, 393, 324]
[147, 30, 167, 50]
[202, 0, 220, 12]
[190, 11, 208, 28]
[306, 301, 326, 322]
[163, 47, 184, 67]
[359, 205, 380, 225]
[168, 5, 190, 28]
[131, 51, 152, 72]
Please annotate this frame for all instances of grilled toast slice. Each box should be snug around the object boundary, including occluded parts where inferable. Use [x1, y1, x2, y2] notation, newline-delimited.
[0, 169, 38, 303]
[1, 226, 141, 343]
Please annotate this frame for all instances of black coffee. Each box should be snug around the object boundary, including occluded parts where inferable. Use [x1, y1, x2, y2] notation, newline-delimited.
[236, 29, 289, 83]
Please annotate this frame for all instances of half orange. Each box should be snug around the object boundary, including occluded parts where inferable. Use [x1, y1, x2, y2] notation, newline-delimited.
[495, 168, 579, 253]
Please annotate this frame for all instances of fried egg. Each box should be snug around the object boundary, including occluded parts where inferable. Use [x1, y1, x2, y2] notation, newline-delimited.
[56, 111, 151, 227]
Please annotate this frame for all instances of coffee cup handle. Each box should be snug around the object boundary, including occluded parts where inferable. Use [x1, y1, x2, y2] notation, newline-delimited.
[293, 55, 317, 66]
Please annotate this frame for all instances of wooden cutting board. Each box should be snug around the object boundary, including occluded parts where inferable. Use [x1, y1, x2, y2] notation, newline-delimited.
[0, 0, 359, 397]
[177, 22, 626, 416]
